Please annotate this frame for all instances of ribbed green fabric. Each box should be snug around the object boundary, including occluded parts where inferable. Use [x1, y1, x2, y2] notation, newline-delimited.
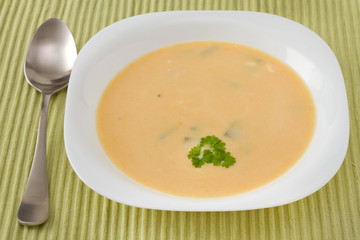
[0, 0, 359, 239]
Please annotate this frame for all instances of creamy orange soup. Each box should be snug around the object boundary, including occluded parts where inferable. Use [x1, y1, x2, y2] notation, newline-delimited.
[97, 41, 316, 198]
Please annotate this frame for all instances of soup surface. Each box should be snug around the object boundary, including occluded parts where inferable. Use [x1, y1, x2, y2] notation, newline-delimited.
[97, 41, 316, 198]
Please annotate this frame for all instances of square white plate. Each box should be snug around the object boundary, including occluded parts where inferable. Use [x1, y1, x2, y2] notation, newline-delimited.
[64, 11, 349, 211]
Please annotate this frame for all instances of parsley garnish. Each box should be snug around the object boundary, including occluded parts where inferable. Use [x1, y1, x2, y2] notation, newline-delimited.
[187, 135, 236, 168]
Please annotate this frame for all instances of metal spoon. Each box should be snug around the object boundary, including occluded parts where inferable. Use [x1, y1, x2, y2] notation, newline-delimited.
[17, 18, 77, 226]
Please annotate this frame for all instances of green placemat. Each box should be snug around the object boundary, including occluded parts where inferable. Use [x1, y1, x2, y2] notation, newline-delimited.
[0, 0, 359, 239]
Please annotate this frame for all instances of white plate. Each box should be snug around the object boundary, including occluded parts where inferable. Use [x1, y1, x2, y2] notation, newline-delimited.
[64, 11, 349, 211]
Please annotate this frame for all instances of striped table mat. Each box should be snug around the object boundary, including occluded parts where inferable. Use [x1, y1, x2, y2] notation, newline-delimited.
[0, 0, 359, 239]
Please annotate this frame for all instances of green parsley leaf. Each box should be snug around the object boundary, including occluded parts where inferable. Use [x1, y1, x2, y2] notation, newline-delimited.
[222, 152, 236, 168]
[202, 149, 214, 163]
[191, 157, 205, 168]
[188, 145, 202, 159]
[212, 151, 224, 166]
[187, 135, 236, 168]
[200, 136, 224, 151]
[213, 140, 225, 152]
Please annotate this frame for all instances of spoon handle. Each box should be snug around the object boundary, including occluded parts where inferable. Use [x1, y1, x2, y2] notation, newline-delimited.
[17, 94, 51, 226]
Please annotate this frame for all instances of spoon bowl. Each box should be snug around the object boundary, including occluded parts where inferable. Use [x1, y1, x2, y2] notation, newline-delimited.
[18, 18, 77, 226]
[24, 18, 77, 95]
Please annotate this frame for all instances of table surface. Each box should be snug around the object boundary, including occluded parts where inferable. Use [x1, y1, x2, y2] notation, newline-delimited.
[0, 0, 359, 239]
